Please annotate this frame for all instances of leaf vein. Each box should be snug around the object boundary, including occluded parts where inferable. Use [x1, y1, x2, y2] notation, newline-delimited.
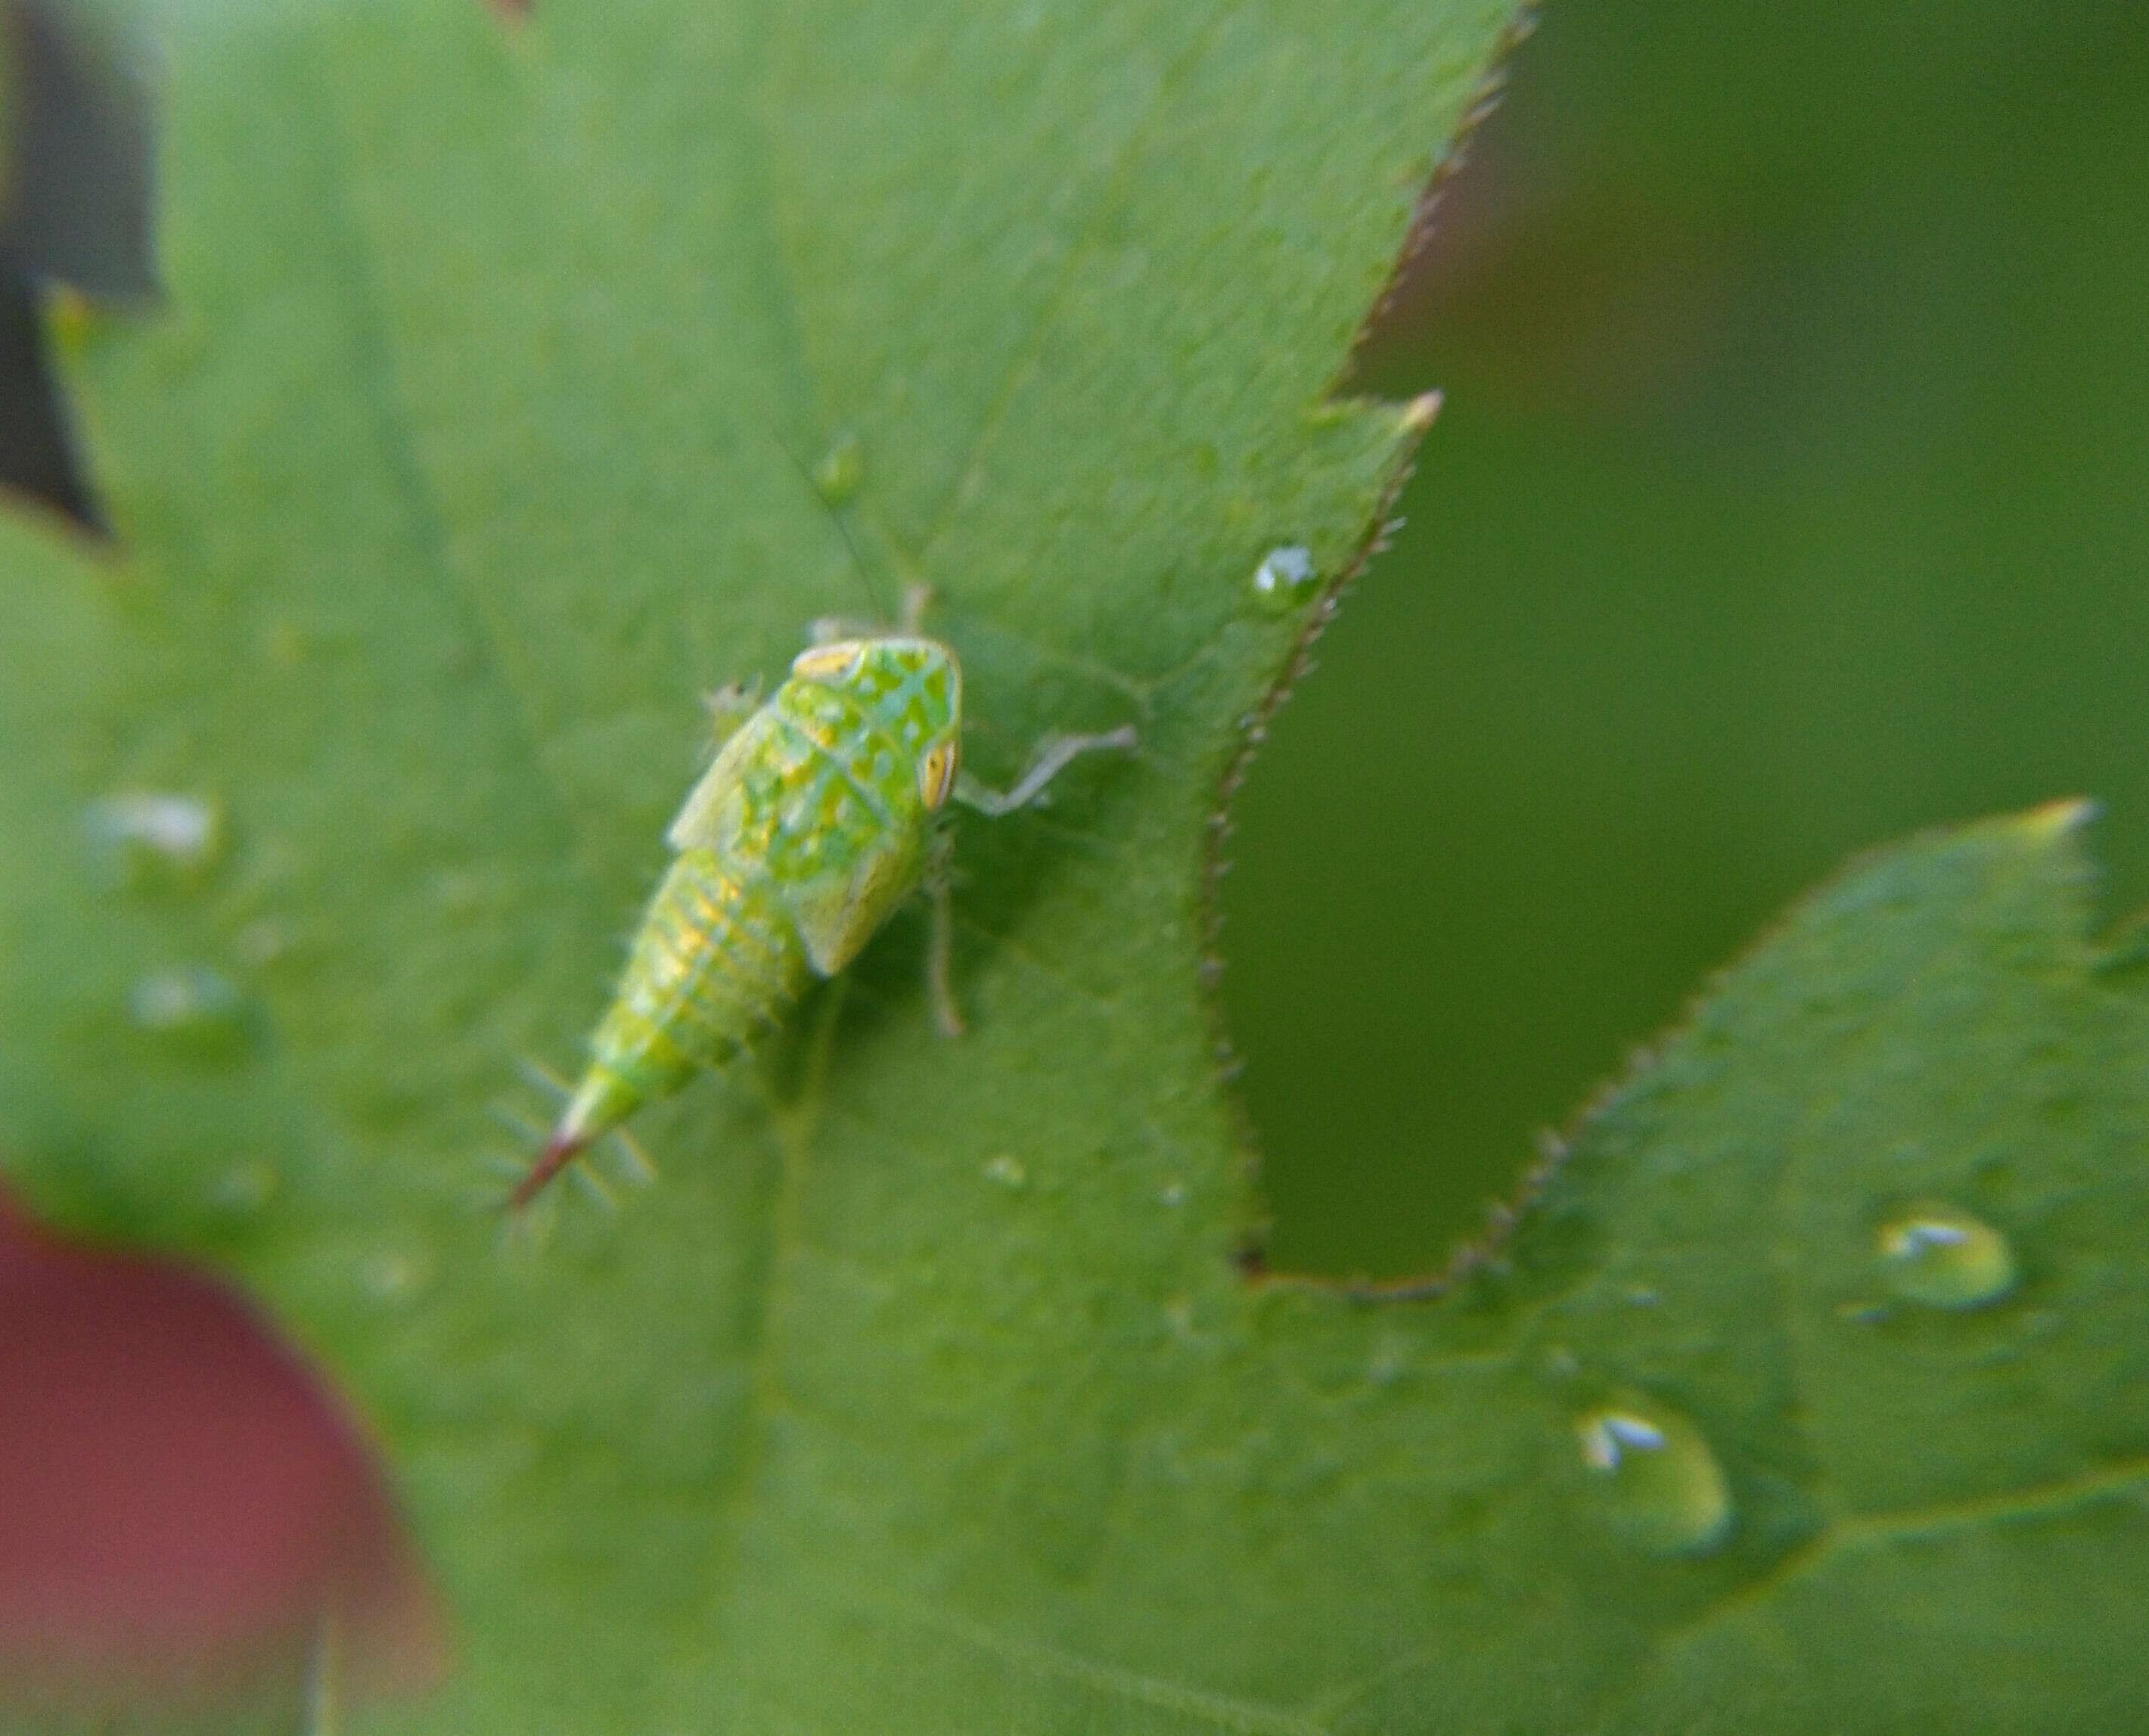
[908, 5, 1238, 571]
[863, 1597, 1336, 1736]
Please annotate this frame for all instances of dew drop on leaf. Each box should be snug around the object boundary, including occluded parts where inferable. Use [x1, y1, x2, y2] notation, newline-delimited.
[128, 964, 248, 1060]
[85, 792, 225, 887]
[1249, 544, 1317, 613]
[1875, 1202, 2017, 1309]
[1574, 1399, 1732, 1557]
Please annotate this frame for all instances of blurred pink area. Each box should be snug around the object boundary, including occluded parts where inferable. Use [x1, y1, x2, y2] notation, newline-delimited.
[0, 1182, 445, 1713]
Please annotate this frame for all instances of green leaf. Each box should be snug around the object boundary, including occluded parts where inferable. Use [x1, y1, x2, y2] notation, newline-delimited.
[4, 5, 2144, 1734]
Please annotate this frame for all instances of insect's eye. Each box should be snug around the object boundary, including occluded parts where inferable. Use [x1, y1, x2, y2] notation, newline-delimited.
[919, 742, 958, 809]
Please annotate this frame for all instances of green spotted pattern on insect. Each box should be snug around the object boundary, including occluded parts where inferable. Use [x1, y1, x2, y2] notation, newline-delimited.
[511, 623, 1135, 1210]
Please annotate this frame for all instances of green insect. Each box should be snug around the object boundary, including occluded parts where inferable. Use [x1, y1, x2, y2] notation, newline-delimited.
[511, 593, 1134, 1209]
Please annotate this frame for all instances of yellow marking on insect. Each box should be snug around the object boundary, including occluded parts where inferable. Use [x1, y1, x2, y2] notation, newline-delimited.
[920, 741, 959, 808]
[790, 642, 861, 681]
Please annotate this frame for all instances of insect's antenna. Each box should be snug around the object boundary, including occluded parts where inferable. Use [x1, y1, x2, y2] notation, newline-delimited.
[770, 430, 891, 626]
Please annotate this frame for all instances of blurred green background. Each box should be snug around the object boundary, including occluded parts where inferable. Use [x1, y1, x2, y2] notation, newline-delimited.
[1224, 0, 2149, 1277]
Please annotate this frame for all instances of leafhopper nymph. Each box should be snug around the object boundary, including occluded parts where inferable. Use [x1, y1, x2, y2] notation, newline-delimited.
[511, 598, 1133, 1208]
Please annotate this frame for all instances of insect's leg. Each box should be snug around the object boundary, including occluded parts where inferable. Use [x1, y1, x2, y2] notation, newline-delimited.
[921, 826, 967, 1039]
[953, 725, 1138, 817]
[810, 585, 936, 644]
[699, 680, 760, 757]
[808, 613, 880, 644]
[930, 724, 1132, 1031]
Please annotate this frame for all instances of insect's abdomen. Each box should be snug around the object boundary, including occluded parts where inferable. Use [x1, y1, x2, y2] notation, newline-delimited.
[531, 849, 810, 1188]
[601, 847, 809, 1078]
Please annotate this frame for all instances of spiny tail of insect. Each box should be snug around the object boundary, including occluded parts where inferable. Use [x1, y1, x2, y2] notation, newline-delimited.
[508, 622, 1136, 1213]
[496, 1059, 657, 1216]
[511, 1135, 588, 1216]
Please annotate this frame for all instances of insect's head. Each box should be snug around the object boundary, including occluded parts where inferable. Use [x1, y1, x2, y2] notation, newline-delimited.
[789, 635, 963, 809]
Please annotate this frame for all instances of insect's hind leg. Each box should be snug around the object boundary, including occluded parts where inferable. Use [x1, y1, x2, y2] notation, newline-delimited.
[921, 828, 967, 1039]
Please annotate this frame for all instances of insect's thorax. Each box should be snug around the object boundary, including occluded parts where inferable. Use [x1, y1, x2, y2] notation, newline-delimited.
[788, 635, 961, 751]
[731, 636, 958, 880]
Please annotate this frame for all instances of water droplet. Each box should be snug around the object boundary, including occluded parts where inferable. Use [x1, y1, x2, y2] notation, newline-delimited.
[1250, 545, 1318, 613]
[812, 430, 865, 506]
[128, 964, 249, 1060]
[1575, 1398, 1732, 1556]
[86, 792, 225, 887]
[1159, 1181, 1187, 1208]
[982, 1154, 1027, 1189]
[1876, 1203, 2017, 1309]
